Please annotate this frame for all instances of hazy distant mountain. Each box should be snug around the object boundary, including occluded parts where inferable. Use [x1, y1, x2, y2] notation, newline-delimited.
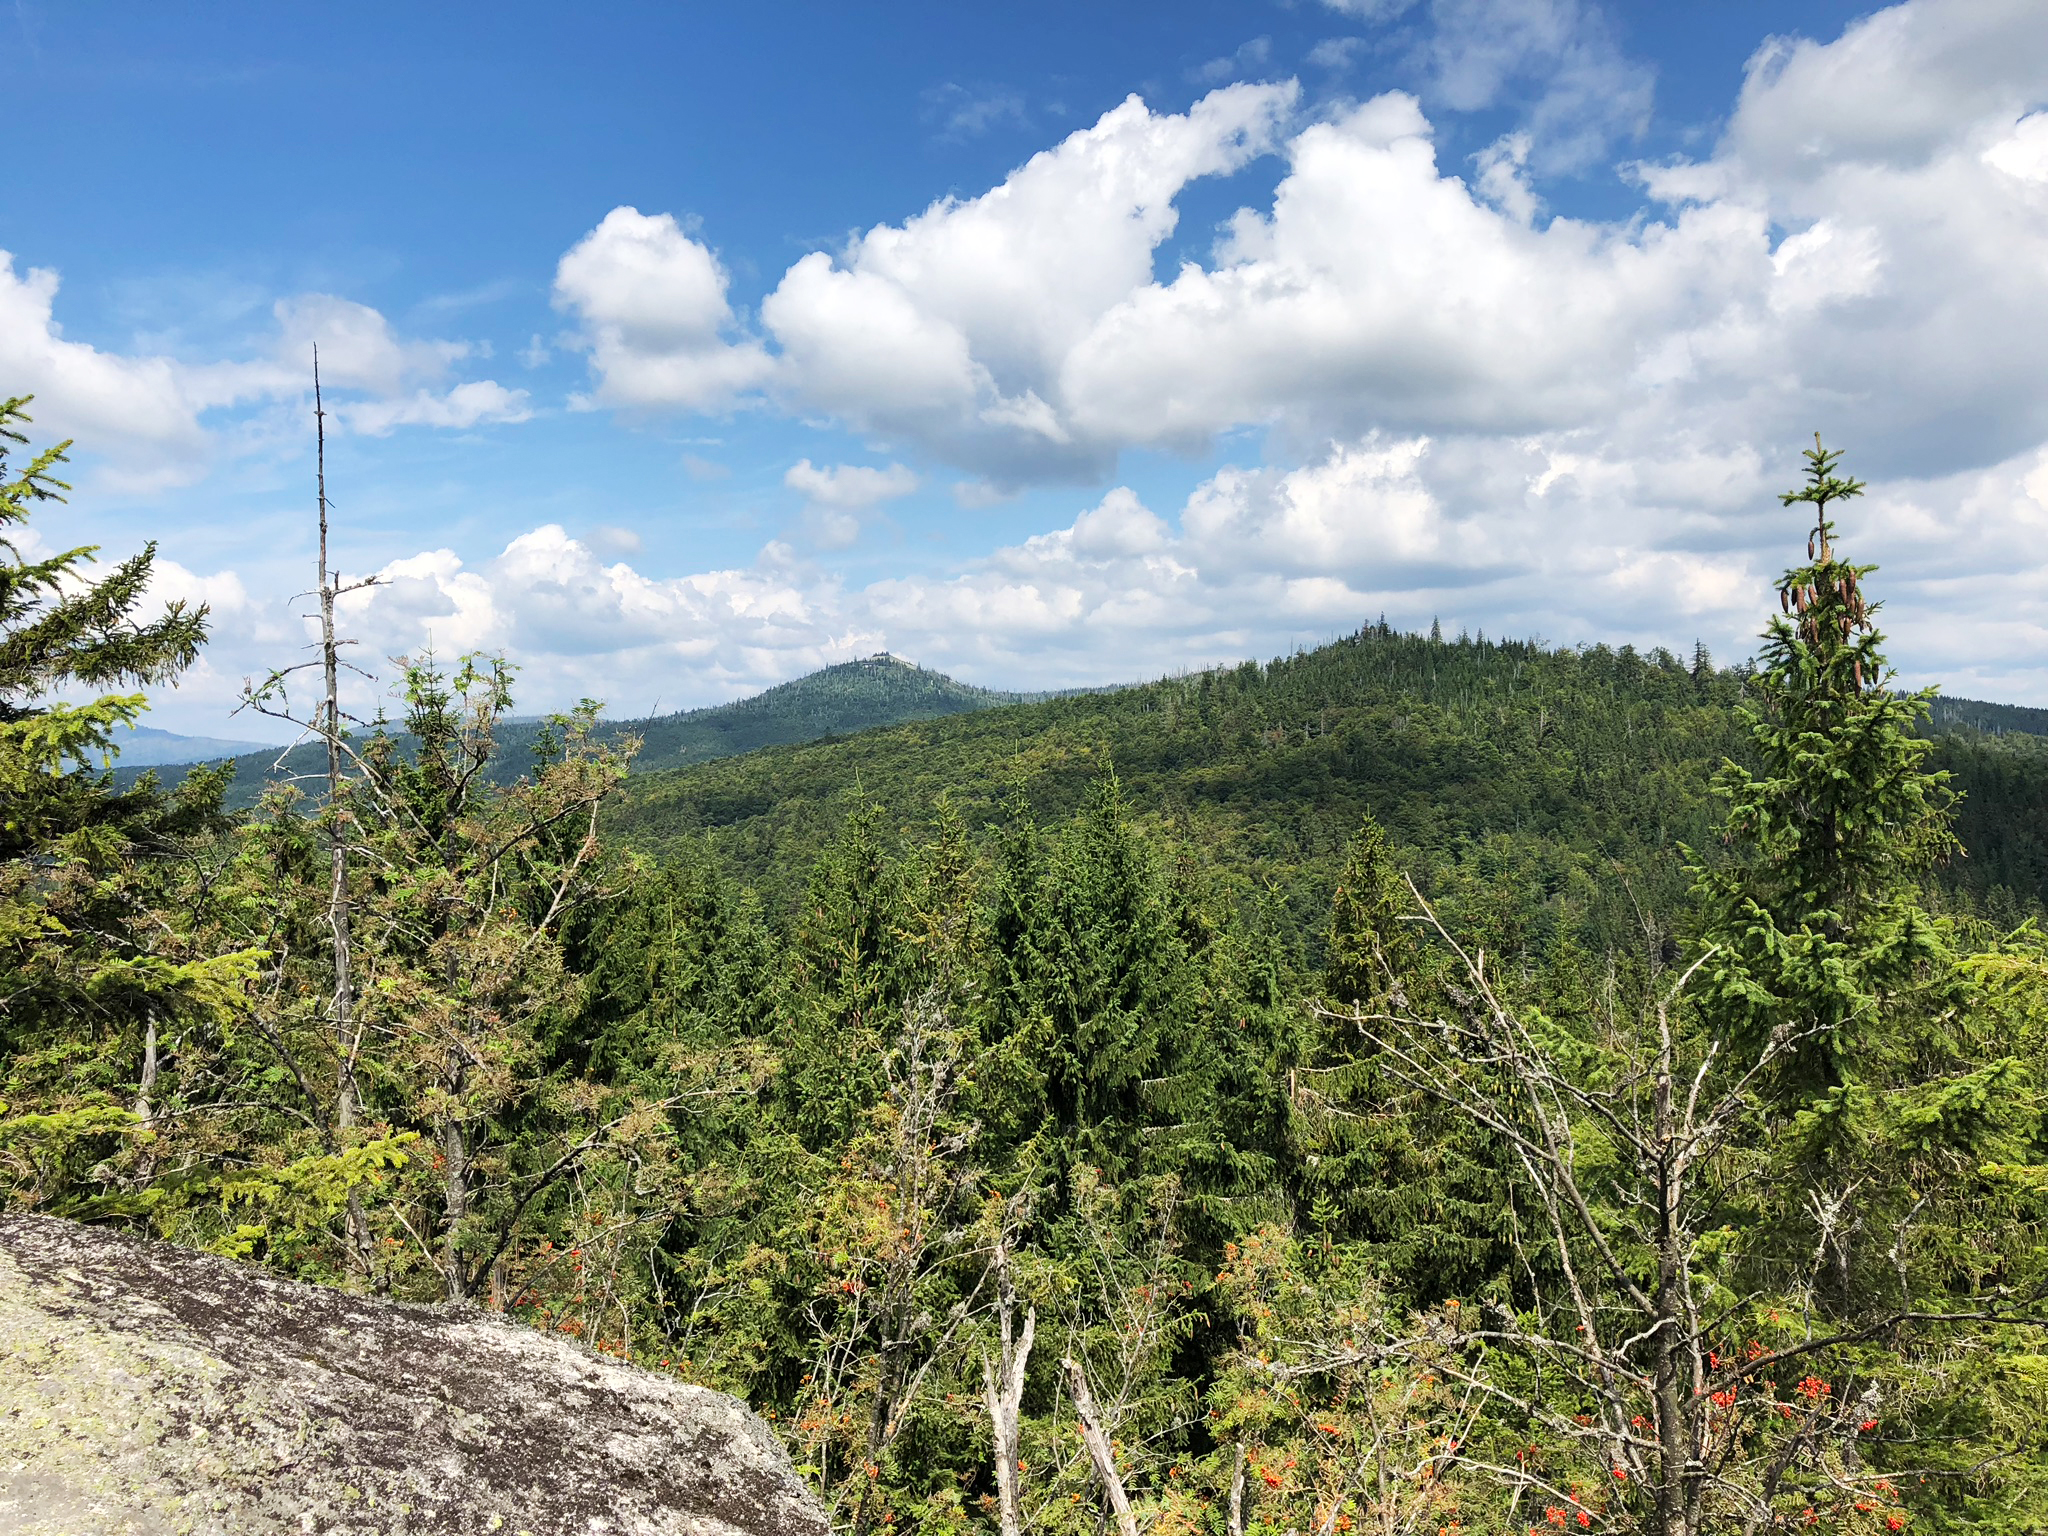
[114, 725, 273, 766]
[119, 654, 1030, 807]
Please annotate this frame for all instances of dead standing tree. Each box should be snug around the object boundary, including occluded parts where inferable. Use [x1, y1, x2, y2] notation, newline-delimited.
[1061, 1353, 1139, 1536]
[982, 1224, 1035, 1536]
[240, 350, 385, 1284]
[241, 378, 632, 1304]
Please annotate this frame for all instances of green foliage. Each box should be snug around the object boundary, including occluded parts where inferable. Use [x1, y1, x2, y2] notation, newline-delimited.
[0, 396, 240, 1224]
[225, 651, 636, 1297]
[1321, 815, 1414, 1011]
[1293, 817, 1522, 1301]
[0, 399, 206, 715]
[1174, 1226, 1506, 1536]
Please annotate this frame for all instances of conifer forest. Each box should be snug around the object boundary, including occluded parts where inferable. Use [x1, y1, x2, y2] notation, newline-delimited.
[6, 393, 2048, 1536]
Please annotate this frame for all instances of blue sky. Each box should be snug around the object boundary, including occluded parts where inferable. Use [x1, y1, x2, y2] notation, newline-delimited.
[6, 0, 2045, 737]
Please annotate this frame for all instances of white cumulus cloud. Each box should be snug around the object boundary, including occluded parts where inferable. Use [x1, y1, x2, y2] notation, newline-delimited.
[552, 206, 773, 412]
[783, 459, 922, 549]
[503, 0, 2048, 704]
[0, 254, 206, 479]
[1421, 0, 1653, 173]
[341, 380, 533, 436]
[756, 81, 1297, 482]
[783, 459, 921, 509]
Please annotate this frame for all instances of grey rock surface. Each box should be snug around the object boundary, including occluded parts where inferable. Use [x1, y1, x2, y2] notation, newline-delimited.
[0, 1214, 832, 1536]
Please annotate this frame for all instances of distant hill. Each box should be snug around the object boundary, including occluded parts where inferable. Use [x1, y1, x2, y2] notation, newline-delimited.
[621, 653, 1025, 766]
[118, 654, 1027, 808]
[112, 724, 272, 766]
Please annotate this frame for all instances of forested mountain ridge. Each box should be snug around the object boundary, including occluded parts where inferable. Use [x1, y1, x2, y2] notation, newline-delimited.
[612, 625, 2048, 956]
[622, 652, 1026, 763]
[128, 644, 2048, 866]
[1928, 693, 2048, 736]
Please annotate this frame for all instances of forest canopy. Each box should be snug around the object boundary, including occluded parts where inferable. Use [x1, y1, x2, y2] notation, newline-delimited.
[3, 399, 2045, 1536]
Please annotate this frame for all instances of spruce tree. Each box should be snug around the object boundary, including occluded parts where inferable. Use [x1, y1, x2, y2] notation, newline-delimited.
[779, 800, 906, 1152]
[0, 397, 243, 1199]
[1027, 775, 1193, 1187]
[0, 400, 207, 731]
[0, 396, 209, 876]
[1690, 435, 1956, 1089]
[1321, 815, 1415, 1011]
[0, 405, 211, 1073]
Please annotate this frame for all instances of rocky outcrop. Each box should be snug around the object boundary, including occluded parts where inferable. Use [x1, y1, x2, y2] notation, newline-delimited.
[0, 1214, 831, 1536]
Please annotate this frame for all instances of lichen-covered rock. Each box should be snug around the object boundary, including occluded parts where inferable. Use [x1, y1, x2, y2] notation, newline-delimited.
[0, 1214, 831, 1536]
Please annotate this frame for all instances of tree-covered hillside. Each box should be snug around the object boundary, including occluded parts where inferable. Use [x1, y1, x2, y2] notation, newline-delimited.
[1929, 694, 2048, 736]
[613, 628, 2048, 957]
[621, 652, 1026, 765]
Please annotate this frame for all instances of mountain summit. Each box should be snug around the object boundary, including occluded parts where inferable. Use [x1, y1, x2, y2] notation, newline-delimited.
[619, 653, 1022, 772]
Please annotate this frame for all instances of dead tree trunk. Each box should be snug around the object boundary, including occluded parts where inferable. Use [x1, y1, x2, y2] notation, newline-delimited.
[981, 1236, 1034, 1536]
[125, 1006, 163, 1188]
[1062, 1354, 1139, 1536]
[314, 353, 374, 1287]
[132, 1010, 159, 1127]
[440, 1049, 471, 1302]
